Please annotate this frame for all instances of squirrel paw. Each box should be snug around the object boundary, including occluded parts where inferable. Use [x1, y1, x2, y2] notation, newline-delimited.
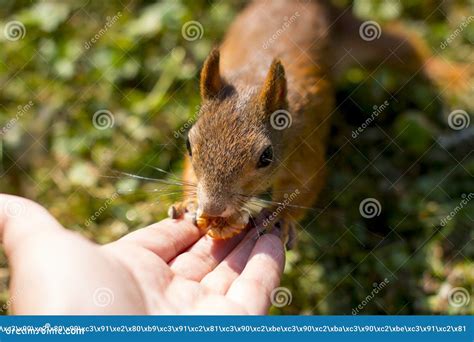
[277, 218, 297, 250]
[168, 199, 198, 222]
[253, 209, 297, 250]
[252, 208, 274, 237]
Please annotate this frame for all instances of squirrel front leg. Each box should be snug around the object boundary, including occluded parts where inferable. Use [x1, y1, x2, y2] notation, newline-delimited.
[261, 76, 333, 248]
[258, 136, 328, 249]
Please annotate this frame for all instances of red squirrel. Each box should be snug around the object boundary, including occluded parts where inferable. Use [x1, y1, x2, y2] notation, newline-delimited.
[168, 0, 471, 246]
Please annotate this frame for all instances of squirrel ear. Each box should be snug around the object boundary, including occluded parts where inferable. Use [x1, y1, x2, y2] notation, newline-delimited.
[200, 48, 223, 99]
[259, 59, 287, 113]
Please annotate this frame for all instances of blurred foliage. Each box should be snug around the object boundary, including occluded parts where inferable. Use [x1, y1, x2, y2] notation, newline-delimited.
[0, 0, 472, 314]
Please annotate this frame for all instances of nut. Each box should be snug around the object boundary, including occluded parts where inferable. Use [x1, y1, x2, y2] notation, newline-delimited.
[196, 212, 249, 240]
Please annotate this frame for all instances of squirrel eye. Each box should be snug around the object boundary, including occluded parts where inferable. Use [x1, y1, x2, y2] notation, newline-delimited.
[257, 146, 273, 168]
[186, 137, 192, 157]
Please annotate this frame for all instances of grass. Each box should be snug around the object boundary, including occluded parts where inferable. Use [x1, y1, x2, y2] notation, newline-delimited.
[0, 0, 472, 314]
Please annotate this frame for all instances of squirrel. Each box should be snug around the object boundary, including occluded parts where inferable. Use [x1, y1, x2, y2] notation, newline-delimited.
[168, 0, 472, 246]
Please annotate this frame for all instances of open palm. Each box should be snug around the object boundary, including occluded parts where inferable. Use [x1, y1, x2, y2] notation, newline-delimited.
[1, 195, 284, 314]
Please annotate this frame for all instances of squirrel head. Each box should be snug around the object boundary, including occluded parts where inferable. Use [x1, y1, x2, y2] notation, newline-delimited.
[187, 48, 288, 219]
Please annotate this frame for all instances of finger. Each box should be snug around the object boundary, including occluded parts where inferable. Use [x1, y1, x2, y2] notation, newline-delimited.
[169, 229, 247, 281]
[0, 195, 146, 314]
[118, 218, 203, 262]
[200, 228, 259, 294]
[0, 195, 65, 255]
[190, 295, 247, 315]
[226, 232, 285, 314]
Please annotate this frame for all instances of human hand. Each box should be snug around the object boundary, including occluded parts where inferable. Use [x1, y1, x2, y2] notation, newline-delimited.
[0, 195, 284, 314]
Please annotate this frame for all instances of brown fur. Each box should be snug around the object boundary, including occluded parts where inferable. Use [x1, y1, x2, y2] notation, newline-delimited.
[174, 0, 472, 242]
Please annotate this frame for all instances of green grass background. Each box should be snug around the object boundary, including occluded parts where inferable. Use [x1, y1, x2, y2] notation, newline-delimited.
[0, 0, 473, 314]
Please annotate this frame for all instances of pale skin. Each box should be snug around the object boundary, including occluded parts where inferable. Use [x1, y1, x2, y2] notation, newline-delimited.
[0, 194, 284, 314]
